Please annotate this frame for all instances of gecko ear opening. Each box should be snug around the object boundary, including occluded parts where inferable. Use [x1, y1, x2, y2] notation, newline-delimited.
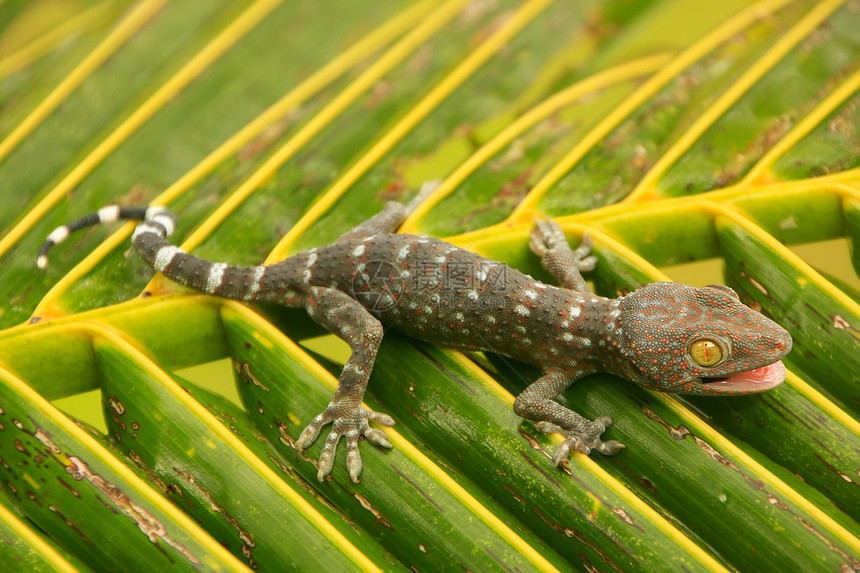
[704, 284, 740, 299]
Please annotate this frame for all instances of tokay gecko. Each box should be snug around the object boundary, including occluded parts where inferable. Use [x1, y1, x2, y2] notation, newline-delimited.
[38, 193, 792, 483]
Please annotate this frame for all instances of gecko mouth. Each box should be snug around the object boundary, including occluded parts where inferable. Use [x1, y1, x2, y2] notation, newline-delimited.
[700, 361, 786, 394]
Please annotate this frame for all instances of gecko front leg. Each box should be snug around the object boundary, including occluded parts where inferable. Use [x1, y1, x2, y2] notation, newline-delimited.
[524, 220, 623, 463]
[295, 286, 394, 482]
[514, 370, 624, 465]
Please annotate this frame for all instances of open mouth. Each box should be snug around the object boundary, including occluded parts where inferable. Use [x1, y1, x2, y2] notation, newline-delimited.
[701, 361, 787, 394]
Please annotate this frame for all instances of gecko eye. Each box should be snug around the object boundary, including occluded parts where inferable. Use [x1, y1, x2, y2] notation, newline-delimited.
[689, 338, 724, 367]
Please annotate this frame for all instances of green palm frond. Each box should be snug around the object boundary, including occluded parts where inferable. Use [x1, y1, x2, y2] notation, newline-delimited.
[0, 0, 858, 570]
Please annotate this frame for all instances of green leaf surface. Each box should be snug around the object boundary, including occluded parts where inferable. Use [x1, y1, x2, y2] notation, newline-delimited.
[0, 498, 88, 572]
[94, 333, 390, 571]
[0, 364, 245, 571]
[656, 0, 860, 196]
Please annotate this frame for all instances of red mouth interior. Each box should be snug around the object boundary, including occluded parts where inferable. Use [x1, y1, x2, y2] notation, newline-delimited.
[701, 361, 786, 394]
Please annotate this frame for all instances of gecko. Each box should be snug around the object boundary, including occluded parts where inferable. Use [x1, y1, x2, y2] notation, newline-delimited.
[38, 193, 792, 483]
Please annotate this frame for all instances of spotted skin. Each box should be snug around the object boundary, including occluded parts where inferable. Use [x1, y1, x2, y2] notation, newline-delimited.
[38, 199, 792, 482]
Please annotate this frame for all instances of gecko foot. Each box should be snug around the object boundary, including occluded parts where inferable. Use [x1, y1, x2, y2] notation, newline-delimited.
[536, 416, 625, 465]
[296, 404, 395, 483]
[529, 220, 596, 272]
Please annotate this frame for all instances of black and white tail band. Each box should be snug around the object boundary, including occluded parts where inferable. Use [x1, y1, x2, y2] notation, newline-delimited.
[37, 205, 278, 303]
[37, 205, 176, 269]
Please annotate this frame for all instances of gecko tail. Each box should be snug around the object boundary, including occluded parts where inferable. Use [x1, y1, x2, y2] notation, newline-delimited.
[38, 206, 275, 303]
[37, 205, 175, 269]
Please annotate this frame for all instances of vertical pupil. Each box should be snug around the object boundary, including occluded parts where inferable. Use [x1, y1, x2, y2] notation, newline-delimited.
[691, 340, 721, 366]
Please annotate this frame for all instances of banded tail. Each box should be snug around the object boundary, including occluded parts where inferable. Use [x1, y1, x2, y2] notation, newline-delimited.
[37, 205, 282, 303]
[37, 206, 173, 269]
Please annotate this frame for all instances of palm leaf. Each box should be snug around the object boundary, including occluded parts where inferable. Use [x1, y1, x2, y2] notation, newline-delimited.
[0, 0, 858, 570]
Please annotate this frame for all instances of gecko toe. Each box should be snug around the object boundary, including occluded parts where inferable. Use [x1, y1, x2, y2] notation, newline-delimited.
[365, 428, 393, 448]
[576, 255, 597, 272]
[536, 420, 563, 434]
[366, 410, 395, 427]
[597, 440, 625, 455]
[528, 233, 548, 256]
[552, 440, 574, 466]
[301, 404, 395, 482]
[296, 412, 330, 450]
[345, 430, 363, 483]
[316, 431, 340, 481]
[579, 231, 593, 250]
[537, 415, 620, 465]
[529, 219, 565, 254]
[541, 219, 567, 246]
[529, 226, 551, 256]
[572, 232, 592, 256]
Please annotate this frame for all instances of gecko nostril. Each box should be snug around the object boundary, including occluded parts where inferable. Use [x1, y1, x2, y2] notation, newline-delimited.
[772, 332, 792, 354]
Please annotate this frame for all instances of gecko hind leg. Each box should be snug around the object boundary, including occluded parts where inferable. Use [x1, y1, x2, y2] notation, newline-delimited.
[529, 219, 596, 293]
[336, 179, 441, 242]
[294, 286, 394, 482]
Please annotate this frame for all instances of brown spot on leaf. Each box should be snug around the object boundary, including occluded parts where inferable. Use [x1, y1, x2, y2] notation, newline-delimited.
[238, 363, 270, 391]
[175, 468, 257, 568]
[56, 477, 81, 498]
[14, 439, 30, 456]
[641, 406, 692, 441]
[49, 505, 91, 544]
[33, 429, 202, 565]
[109, 396, 125, 416]
[832, 315, 850, 330]
[533, 507, 627, 571]
[354, 493, 392, 528]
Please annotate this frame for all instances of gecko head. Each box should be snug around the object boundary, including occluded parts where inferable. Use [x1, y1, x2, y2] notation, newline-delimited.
[616, 282, 792, 395]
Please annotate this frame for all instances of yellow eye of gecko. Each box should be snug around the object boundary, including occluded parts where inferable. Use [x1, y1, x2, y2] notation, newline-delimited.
[689, 339, 723, 367]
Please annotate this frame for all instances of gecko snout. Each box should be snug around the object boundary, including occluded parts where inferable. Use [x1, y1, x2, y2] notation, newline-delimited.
[769, 327, 793, 357]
